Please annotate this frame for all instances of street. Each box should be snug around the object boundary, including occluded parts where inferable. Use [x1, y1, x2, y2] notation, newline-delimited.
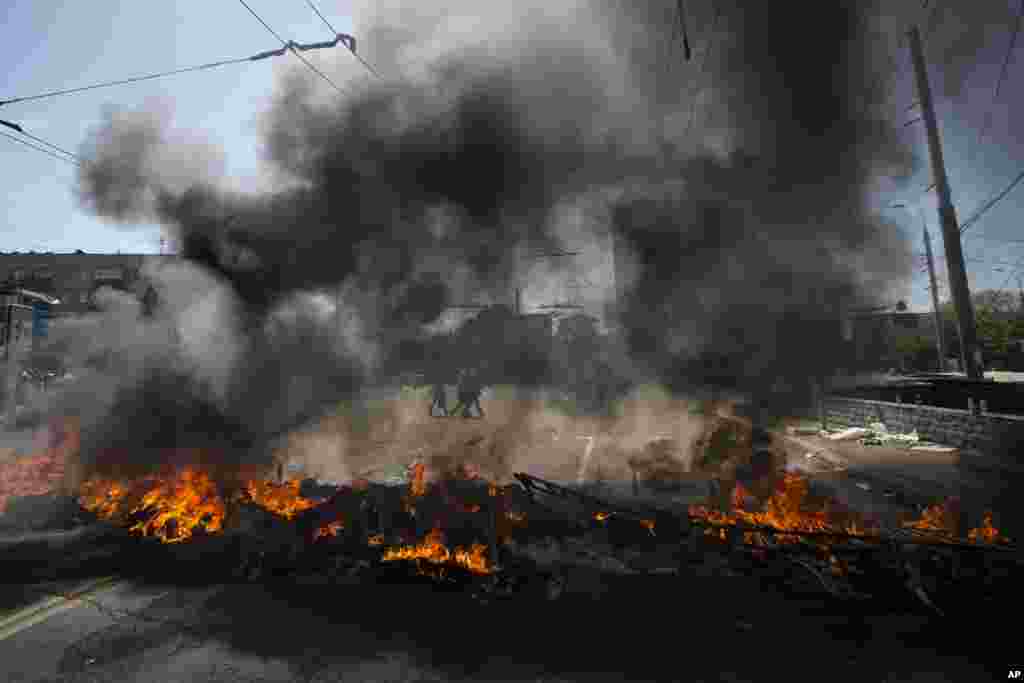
[0, 544, 1015, 682]
[0, 419, 1018, 682]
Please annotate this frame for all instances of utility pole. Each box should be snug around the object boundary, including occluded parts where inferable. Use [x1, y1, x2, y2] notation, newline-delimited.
[908, 26, 983, 379]
[922, 225, 947, 371]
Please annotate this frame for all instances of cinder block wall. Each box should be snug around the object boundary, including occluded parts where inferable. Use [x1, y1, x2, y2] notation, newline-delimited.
[822, 396, 1024, 458]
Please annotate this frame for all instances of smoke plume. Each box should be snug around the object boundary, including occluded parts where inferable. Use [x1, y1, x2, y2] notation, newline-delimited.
[69, 0, 917, 476]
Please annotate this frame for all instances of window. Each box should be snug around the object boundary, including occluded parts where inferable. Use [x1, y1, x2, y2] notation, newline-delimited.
[12, 269, 25, 281]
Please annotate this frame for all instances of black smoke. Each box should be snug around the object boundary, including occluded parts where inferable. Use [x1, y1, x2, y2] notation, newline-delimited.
[603, 0, 915, 419]
[72, 0, 917, 469]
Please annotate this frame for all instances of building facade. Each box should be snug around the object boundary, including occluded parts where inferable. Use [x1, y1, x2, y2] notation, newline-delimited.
[0, 251, 157, 316]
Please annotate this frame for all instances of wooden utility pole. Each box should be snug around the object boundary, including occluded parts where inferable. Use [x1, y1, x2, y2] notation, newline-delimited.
[922, 226, 947, 371]
[907, 26, 983, 379]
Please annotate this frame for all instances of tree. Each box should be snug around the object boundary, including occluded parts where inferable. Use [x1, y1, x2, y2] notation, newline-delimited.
[940, 289, 1024, 357]
[971, 289, 1019, 314]
[894, 334, 937, 370]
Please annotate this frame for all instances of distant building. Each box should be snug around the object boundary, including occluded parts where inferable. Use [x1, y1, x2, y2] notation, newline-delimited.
[0, 251, 164, 316]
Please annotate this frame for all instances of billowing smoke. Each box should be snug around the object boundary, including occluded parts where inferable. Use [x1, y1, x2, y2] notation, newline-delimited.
[69, 0, 917, 477]
[598, 0, 917, 419]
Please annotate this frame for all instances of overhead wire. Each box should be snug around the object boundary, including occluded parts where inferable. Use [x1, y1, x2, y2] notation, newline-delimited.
[994, 255, 1024, 292]
[967, 234, 1024, 246]
[0, 129, 81, 167]
[235, 0, 349, 95]
[969, 0, 1023, 163]
[0, 56, 262, 108]
[0, 120, 82, 163]
[302, 0, 337, 34]
[300, 0, 383, 80]
[0, 38, 350, 109]
[958, 167, 1024, 234]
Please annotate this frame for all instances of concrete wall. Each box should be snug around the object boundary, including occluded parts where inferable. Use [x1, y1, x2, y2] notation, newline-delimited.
[822, 396, 1024, 461]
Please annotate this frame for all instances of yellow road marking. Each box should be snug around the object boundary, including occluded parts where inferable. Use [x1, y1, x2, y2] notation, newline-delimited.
[0, 576, 123, 641]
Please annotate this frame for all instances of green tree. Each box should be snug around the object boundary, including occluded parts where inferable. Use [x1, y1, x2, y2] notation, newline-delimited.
[940, 289, 1023, 356]
[894, 334, 937, 370]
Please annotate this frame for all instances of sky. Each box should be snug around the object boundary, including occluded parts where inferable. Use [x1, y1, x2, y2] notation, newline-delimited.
[1, 1, 1023, 315]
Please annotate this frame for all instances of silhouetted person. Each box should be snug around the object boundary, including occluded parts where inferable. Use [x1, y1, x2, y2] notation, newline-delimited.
[453, 368, 484, 418]
[426, 363, 449, 417]
[430, 379, 448, 417]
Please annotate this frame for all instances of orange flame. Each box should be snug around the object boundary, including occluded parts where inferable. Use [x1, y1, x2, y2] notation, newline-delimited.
[731, 483, 750, 509]
[903, 503, 950, 535]
[381, 525, 491, 574]
[967, 512, 1010, 544]
[314, 520, 344, 540]
[903, 502, 1011, 545]
[243, 479, 318, 520]
[403, 462, 428, 515]
[689, 473, 878, 546]
[126, 468, 226, 543]
[640, 519, 656, 536]
[79, 465, 321, 543]
[409, 463, 427, 498]
[367, 534, 385, 546]
[78, 477, 133, 519]
[594, 511, 611, 522]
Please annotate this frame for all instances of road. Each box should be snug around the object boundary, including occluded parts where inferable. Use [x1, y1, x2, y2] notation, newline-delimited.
[0, 556, 1016, 682]
[0, 427, 1018, 681]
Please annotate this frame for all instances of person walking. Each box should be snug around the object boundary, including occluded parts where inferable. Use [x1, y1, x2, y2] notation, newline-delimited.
[430, 379, 448, 417]
[453, 368, 485, 418]
[427, 361, 449, 417]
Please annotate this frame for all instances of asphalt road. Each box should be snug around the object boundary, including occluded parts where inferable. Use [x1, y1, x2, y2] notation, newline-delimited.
[0, 428, 1018, 682]
[0, 557, 1017, 683]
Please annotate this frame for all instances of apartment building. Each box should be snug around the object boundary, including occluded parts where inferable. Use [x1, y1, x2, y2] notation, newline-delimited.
[0, 251, 158, 316]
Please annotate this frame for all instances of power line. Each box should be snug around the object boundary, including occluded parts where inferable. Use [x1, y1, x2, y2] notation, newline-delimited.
[1, 56, 257, 108]
[0, 130, 81, 167]
[302, 0, 336, 34]
[969, 234, 1024, 246]
[0, 37, 350, 109]
[1, 120, 82, 163]
[958, 167, 1024, 234]
[966, 256, 1024, 268]
[970, 0, 1023, 162]
[994, 255, 1024, 292]
[235, 0, 348, 95]
[300, 0, 383, 80]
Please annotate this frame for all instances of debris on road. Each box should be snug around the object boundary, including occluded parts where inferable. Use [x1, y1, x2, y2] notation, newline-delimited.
[817, 422, 956, 452]
[825, 427, 870, 442]
[909, 445, 959, 455]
